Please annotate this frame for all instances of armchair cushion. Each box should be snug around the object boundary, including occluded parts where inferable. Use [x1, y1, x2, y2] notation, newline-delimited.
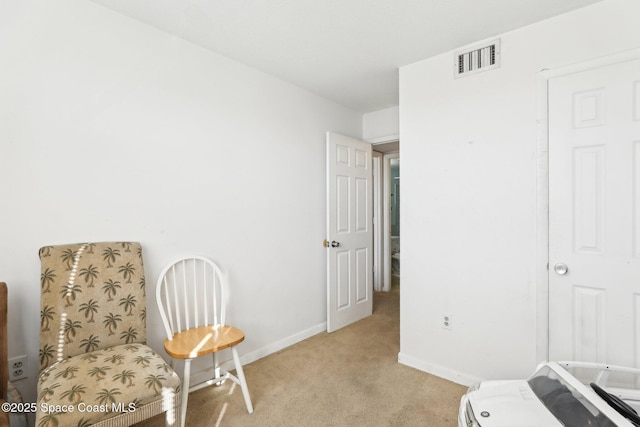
[39, 242, 147, 371]
[36, 343, 180, 426]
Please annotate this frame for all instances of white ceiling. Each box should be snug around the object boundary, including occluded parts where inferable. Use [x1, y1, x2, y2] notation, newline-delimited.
[89, 0, 602, 113]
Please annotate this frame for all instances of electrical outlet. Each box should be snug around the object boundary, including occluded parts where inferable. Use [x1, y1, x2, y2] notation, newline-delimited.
[442, 313, 452, 330]
[9, 355, 27, 381]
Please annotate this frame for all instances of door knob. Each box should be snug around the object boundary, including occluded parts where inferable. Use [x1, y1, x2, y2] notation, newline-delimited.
[323, 240, 341, 248]
[554, 263, 569, 275]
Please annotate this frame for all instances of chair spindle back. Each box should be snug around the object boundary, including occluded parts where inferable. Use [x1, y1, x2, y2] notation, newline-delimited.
[156, 256, 226, 340]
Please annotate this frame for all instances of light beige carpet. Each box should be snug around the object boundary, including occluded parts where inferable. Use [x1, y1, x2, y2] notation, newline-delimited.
[137, 284, 466, 426]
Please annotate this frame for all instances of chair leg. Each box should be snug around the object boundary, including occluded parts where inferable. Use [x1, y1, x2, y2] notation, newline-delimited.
[231, 347, 253, 414]
[213, 352, 220, 380]
[180, 359, 192, 427]
[165, 388, 180, 427]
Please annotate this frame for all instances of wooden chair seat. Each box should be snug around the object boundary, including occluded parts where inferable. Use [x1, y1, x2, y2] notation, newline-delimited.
[164, 325, 245, 359]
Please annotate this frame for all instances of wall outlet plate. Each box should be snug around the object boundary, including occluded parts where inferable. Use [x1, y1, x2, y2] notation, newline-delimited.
[9, 355, 27, 381]
[442, 313, 452, 330]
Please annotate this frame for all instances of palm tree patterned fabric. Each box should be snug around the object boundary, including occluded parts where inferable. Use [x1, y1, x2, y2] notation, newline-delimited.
[37, 242, 180, 427]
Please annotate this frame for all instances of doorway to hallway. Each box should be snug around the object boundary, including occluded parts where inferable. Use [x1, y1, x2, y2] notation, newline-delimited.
[372, 140, 399, 293]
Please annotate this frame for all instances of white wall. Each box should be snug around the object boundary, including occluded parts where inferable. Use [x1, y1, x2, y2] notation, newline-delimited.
[0, 0, 361, 403]
[399, 0, 640, 385]
[362, 106, 399, 142]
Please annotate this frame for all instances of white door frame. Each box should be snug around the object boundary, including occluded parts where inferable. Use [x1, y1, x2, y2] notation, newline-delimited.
[371, 138, 400, 292]
[372, 151, 383, 292]
[535, 48, 640, 364]
[382, 152, 399, 292]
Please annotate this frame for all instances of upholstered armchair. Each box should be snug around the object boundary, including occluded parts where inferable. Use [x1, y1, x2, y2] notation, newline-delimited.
[37, 242, 181, 427]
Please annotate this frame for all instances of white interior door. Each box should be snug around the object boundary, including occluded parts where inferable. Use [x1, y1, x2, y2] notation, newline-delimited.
[326, 132, 373, 333]
[549, 58, 640, 366]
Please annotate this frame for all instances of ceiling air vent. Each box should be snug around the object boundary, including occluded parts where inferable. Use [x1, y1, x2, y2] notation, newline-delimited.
[454, 39, 500, 78]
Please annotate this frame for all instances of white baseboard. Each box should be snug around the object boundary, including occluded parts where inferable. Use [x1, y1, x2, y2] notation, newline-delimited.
[190, 322, 327, 385]
[397, 352, 482, 387]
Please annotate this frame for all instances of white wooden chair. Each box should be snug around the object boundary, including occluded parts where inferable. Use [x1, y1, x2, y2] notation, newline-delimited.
[155, 256, 253, 427]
